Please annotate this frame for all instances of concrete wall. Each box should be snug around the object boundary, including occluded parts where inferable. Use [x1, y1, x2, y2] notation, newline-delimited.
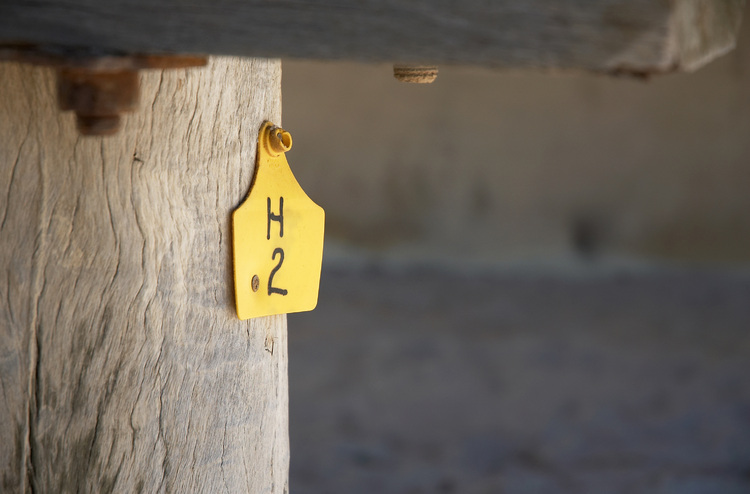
[282, 17, 750, 266]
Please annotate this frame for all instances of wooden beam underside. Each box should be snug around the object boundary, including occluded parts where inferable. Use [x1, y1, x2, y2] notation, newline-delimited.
[0, 0, 745, 74]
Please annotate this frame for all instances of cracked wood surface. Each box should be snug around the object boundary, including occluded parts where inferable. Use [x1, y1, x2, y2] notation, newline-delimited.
[0, 0, 746, 74]
[0, 57, 289, 492]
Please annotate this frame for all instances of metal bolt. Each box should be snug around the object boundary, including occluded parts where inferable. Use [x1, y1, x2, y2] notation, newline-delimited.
[393, 65, 438, 84]
[251, 275, 260, 292]
[0, 45, 207, 136]
[57, 68, 139, 136]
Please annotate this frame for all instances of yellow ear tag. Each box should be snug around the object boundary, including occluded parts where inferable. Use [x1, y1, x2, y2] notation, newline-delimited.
[232, 122, 325, 320]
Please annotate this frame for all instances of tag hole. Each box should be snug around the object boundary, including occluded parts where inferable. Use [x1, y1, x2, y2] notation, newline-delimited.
[251, 275, 260, 292]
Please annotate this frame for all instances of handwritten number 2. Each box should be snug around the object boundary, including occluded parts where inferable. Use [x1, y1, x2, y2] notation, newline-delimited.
[267, 196, 288, 296]
[268, 248, 288, 296]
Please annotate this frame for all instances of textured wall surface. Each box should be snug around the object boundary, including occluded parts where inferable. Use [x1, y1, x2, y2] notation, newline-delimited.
[289, 266, 750, 494]
[283, 11, 750, 267]
[282, 13, 750, 494]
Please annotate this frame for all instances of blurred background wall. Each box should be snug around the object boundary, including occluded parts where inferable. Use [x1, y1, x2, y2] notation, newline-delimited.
[282, 9, 750, 494]
[283, 18, 750, 268]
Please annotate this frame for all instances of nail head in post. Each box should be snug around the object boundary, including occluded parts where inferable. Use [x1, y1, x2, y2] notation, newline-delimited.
[393, 65, 439, 83]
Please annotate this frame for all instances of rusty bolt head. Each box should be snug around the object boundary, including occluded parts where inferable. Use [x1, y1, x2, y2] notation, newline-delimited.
[251, 275, 260, 292]
[57, 68, 139, 136]
[0, 45, 207, 136]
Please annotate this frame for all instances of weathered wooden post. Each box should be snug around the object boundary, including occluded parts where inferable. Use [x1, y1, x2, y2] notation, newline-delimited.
[0, 58, 288, 492]
[0, 1, 746, 492]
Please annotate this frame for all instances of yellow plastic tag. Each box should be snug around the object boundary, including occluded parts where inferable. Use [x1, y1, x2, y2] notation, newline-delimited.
[232, 122, 325, 320]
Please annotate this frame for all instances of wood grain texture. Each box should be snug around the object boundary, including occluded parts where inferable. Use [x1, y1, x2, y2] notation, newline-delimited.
[0, 0, 745, 73]
[0, 57, 289, 492]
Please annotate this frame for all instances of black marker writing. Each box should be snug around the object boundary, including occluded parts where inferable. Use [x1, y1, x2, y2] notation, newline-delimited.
[268, 248, 288, 296]
[267, 197, 284, 240]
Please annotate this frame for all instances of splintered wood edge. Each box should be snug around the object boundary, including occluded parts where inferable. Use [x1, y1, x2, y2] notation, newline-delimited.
[671, 0, 747, 72]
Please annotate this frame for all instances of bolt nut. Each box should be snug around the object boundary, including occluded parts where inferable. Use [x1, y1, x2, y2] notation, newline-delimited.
[0, 46, 208, 136]
[57, 68, 139, 136]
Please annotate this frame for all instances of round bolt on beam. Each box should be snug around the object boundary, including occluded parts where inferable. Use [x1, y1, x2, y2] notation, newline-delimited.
[393, 64, 438, 83]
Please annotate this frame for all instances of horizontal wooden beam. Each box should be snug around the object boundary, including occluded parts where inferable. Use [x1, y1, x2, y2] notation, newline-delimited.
[0, 0, 745, 74]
